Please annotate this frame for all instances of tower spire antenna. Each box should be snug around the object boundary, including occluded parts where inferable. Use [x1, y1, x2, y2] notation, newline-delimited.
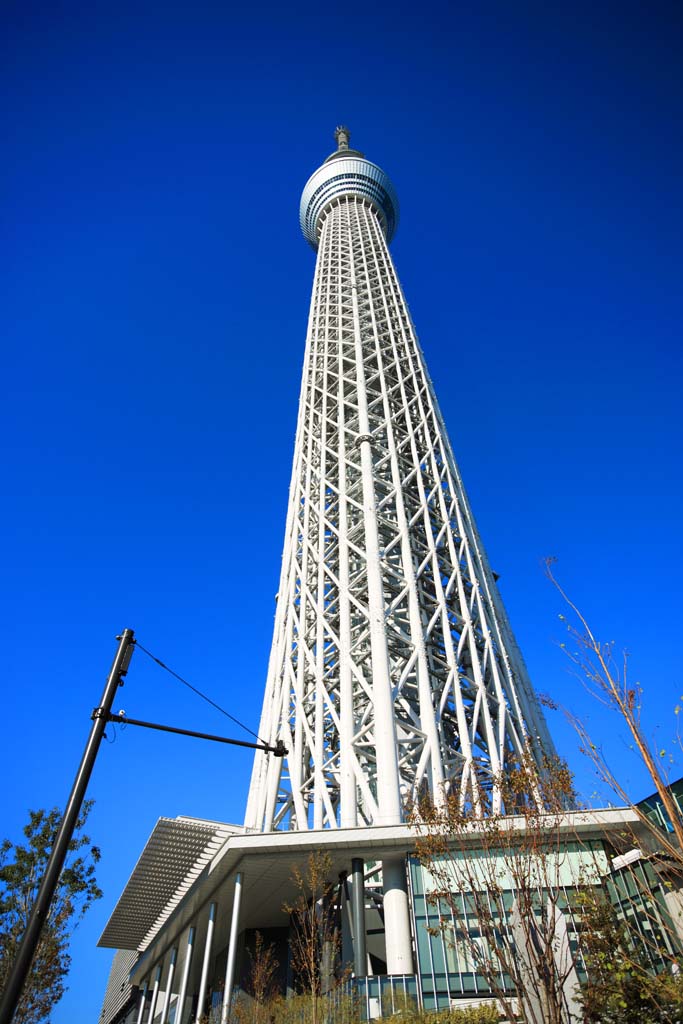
[335, 124, 351, 150]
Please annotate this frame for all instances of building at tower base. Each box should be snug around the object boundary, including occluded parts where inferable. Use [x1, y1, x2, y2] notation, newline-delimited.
[98, 807, 683, 1024]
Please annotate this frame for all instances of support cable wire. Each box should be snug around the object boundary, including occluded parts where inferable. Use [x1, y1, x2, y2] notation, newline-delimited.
[134, 640, 266, 745]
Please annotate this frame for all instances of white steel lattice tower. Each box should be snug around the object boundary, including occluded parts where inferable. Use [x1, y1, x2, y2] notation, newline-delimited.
[246, 127, 555, 843]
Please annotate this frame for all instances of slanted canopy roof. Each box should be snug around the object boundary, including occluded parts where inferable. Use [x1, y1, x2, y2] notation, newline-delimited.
[98, 816, 238, 951]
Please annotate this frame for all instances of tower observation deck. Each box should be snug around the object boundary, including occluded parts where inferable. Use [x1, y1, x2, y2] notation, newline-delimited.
[245, 132, 556, 964]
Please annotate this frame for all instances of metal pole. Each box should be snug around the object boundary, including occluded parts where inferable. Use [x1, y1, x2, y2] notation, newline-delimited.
[104, 713, 286, 755]
[176, 926, 195, 1024]
[196, 902, 217, 1020]
[221, 872, 244, 1024]
[349, 246, 401, 826]
[146, 965, 162, 1024]
[0, 629, 136, 1024]
[160, 946, 177, 1024]
[351, 857, 367, 977]
[135, 980, 149, 1024]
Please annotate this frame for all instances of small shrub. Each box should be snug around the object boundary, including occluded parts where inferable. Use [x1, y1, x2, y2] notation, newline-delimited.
[386, 1003, 499, 1024]
[448, 1005, 500, 1024]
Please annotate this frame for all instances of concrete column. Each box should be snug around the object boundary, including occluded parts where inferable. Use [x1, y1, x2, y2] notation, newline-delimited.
[221, 871, 244, 1023]
[197, 902, 217, 1022]
[135, 980, 148, 1024]
[176, 926, 195, 1024]
[351, 858, 367, 977]
[382, 856, 413, 975]
[160, 947, 177, 1024]
[146, 965, 162, 1024]
[340, 873, 355, 972]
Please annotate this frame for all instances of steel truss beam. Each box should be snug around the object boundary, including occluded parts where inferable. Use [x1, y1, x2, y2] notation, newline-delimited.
[245, 190, 555, 835]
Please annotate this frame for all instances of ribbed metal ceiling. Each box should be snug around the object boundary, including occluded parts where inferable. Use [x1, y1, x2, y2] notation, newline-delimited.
[98, 817, 236, 951]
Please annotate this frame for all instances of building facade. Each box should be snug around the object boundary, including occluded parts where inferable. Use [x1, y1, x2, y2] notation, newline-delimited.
[99, 810, 683, 1023]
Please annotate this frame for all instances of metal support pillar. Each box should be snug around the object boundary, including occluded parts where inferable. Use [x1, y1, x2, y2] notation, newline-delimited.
[146, 965, 162, 1024]
[176, 925, 195, 1024]
[351, 858, 367, 977]
[221, 871, 244, 1024]
[135, 980, 148, 1024]
[160, 947, 177, 1024]
[349, 252, 402, 826]
[196, 902, 217, 1021]
[382, 856, 413, 974]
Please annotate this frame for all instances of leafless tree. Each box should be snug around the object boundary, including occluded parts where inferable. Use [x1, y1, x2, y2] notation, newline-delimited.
[412, 750, 601, 1023]
[282, 851, 339, 1024]
[545, 558, 683, 858]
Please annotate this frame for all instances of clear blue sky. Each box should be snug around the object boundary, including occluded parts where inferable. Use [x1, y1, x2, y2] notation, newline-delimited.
[2, 2, 682, 1020]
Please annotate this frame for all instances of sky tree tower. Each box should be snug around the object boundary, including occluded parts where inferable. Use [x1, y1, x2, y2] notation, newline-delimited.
[245, 127, 556, 969]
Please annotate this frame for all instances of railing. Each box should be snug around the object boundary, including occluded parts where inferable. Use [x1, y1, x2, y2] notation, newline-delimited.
[324, 975, 420, 1022]
[224, 975, 420, 1024]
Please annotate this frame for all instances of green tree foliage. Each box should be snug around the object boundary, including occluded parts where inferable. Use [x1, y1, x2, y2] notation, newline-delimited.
[0, 800, 102, 1024]
[578, 888, 683, 1024]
